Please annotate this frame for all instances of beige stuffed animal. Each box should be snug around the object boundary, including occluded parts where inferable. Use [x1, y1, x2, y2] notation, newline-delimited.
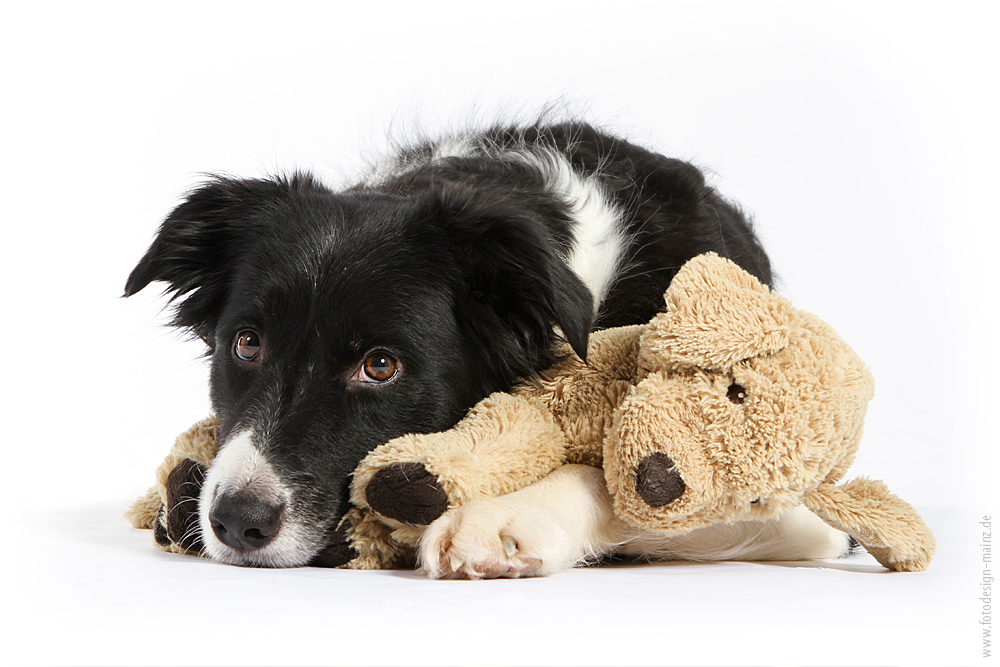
[129, 253, 935, 573]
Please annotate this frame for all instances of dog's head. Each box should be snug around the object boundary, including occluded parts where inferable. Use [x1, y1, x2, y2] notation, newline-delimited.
[125, 173, 592, 566]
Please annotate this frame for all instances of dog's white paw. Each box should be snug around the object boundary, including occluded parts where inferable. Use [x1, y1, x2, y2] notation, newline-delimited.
[419, 501, 545, 579]
[418, 464, 617, 579]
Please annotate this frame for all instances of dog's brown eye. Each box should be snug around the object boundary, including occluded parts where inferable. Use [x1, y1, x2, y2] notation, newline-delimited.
[359, 351, 399, 383]
[234, 330, 262, 362]
[727, 383, 747, 404]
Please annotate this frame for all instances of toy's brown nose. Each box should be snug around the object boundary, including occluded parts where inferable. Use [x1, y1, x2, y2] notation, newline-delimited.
[635, 453, 686, 507]
[209, 491, 283, 551]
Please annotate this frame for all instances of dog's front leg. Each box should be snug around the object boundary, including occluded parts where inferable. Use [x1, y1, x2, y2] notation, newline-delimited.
[418, 464, 622, 578]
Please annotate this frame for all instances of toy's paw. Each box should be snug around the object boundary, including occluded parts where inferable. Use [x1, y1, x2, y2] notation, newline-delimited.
[163, 458, 207, 552]
[365, 462, 449, 525]
[418, 499, 545, 579]
[864, 541, 936, 572]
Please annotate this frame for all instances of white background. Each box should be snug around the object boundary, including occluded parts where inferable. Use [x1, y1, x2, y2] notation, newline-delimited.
[3, 2, 997, 666]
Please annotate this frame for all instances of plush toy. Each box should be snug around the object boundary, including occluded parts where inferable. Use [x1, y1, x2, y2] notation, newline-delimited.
[127, 253, 935, 572]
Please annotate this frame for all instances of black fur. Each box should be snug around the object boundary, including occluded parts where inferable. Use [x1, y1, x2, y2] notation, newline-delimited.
[125, 121, 771, 566]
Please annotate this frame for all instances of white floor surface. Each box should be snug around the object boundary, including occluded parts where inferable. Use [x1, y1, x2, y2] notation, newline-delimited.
[8, 504, 984, 666]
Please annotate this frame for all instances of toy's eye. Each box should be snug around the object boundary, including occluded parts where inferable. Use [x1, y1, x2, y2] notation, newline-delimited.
[234, 330, 262, 362]
[727, 383, 747, 404]
[356, 351, 400, 384]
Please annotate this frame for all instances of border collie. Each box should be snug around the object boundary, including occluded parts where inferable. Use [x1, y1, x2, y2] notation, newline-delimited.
[126, 121, 848, 573]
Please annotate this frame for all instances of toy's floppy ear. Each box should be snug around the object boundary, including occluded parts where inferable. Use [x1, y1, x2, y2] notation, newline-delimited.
[643, 252, 793, 370]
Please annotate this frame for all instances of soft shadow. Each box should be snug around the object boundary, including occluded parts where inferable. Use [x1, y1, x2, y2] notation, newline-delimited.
[590, 551, 889, 574]
[758, 557, 888, 574]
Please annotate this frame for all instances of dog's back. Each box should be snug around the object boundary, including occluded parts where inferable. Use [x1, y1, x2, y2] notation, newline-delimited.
[361, 121, 771, 328]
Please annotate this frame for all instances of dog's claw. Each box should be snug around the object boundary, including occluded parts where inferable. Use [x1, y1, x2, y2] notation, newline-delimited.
[502, 535, 518, 557]
[513, 556, 542, 577]
[431, 542, 542, 580]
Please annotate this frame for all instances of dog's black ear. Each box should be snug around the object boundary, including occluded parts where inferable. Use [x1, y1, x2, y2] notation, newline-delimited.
[124, 177, 260, 345]
[431, 184, 594, 388]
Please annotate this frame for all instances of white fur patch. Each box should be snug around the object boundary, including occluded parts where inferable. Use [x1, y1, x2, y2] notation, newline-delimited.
[200, 430, 280, 502]
[198, 430, 315, 567]
[620, 504, 852, 562]
[510, 148, 626, 313]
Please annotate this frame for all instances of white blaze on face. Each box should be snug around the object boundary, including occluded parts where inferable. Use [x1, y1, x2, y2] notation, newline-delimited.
[198, 429, 315, 567]
[200, 430, 282, 503]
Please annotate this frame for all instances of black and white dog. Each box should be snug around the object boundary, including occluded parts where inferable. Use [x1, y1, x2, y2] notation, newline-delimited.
[126, 121, 848, 574]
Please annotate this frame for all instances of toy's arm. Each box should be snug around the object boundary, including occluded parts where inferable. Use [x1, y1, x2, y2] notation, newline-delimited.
[351, 393, 569, 528]
[125, 417, 218, 556]
[805, 478, 936, 572]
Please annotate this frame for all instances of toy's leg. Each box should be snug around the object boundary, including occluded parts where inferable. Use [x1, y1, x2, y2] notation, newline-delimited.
[804, 478, 936, 572]
[351, 393, 569, 527]
[125, 416, 219, 555]
[419, 464, 618, 578]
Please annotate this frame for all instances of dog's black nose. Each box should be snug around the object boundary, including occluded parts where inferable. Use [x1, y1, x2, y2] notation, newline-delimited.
[209, 491, 283, 551]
